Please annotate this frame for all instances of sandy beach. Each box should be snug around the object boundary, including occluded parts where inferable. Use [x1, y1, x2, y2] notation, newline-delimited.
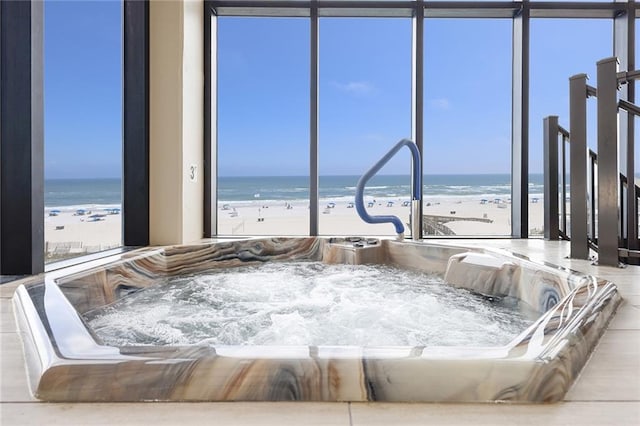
[217, 197, 544, 237]
[44, 196, 545, 261]
[45, 208, 122, 260]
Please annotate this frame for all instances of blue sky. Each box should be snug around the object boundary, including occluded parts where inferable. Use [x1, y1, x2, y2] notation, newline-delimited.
[530, 19, 613, 172]
[45, 0, 122, 179]
[44, 2, 627, 178]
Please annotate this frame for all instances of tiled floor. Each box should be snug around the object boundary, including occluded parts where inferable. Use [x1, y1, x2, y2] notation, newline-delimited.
[1, 239, 639, 425]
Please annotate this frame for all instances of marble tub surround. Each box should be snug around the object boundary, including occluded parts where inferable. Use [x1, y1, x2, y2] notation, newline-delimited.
[12, 237, 621, 402]
[58, 238, 325, 315]
[444, 251, 575, 314]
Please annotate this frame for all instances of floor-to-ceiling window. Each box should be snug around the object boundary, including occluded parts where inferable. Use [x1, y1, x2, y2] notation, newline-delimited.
[529, 18, 612, 237]
[205, 1, 634, 242]
[424, 18, 511, 237]
[318, 18, 412, 237]
[3, 1, 636, 275]
[216, 18, 310, 236]
[44, 1, 123, 262]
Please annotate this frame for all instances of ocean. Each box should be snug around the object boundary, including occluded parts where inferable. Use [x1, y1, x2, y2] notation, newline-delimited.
[45, 178, 122, 209]
[44, 174, 545, 209]
[218, 174, 544, 203]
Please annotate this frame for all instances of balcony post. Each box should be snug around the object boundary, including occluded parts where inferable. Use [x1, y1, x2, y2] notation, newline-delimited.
[596, 57, 621, 266]
[543, 116, 559, 241]
[569, 74, 589, 259]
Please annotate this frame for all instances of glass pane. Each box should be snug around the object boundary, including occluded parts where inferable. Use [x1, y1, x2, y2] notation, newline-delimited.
[530, 19, 612, 237]
[319, 18, 412, 237]
[424, 19, 512, 237]
[44, 1, 123, 263]
[217, 18, 310, 236]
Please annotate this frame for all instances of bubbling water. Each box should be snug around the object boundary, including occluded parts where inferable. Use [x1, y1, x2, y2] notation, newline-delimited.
[86, 262, 536, 347]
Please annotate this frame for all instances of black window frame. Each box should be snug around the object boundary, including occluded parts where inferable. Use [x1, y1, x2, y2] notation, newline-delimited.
[0, 0, 149, 275]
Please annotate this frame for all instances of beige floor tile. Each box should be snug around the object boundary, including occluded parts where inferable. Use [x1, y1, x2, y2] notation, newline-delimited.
[0, 299, 15, 330]
[0, 276, 43, 299]
[0, 402, 350, 426]
[350, 401, 640, 426]
[623, 294, 640, 306]
[612, 281, 640, 297]
[566, 330, 640, 401]
[0, 283, 19, 299]
[609, 302, 640, 330]
[0, 333, 35, 402]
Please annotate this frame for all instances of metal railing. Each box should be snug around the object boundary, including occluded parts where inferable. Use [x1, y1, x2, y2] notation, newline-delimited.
[619, 170, 640, 253]
[543, 116, 570, 241]
[569, 74, 595, 259]
[588, 149, 598, 246]
[355, 138, 422, 240]
[544, 57, 640, 266]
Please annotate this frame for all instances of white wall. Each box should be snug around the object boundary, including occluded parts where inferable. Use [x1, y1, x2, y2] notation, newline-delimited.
[149, 0, 204, 245]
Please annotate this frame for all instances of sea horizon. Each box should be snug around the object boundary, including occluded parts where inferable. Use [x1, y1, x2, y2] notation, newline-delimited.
[44, 174, 546, 209]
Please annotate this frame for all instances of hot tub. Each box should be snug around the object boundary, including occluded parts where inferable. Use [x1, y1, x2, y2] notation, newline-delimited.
[12, 237, 621, 402]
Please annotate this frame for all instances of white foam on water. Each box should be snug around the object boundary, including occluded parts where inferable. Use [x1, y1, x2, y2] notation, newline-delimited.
[86, 262, 536, 347]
